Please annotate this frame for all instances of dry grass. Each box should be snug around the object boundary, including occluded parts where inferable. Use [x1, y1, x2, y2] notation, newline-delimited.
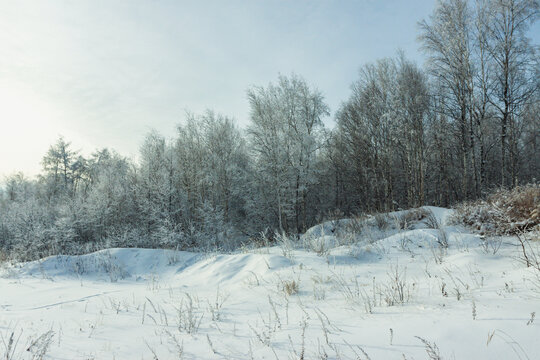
[453, 184, 540, 235]
[282, 280, 299, 296]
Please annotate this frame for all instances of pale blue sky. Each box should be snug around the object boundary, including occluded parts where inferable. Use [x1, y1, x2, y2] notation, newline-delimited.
[0, 0, 537, 177]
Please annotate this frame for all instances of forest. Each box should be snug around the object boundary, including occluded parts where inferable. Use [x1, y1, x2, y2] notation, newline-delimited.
[0, 0, 538, 261]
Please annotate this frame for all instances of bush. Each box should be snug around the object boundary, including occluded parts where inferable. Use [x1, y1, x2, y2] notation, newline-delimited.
[397, 208, 429, 230]
[453, 184, 540, 235]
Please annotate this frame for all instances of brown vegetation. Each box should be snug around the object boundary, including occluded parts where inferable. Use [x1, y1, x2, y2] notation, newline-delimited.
[453, 184, 540, 235]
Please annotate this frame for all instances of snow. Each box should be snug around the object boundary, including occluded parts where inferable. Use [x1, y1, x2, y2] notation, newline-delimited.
[1, 207, 539, 359]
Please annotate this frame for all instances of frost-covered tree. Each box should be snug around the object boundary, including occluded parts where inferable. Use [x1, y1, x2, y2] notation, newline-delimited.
[247, 74, 329, 232]
[135, 131, 183, 246]
[333, 56, 429, 212]
[84, 149, 138, 245]
[172, 111, 252, 248]
[0, 173, 52, 260]
[40, 136, 80, 199]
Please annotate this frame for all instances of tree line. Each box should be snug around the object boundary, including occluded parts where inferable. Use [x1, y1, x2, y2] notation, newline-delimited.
[1, 0, 538, 260]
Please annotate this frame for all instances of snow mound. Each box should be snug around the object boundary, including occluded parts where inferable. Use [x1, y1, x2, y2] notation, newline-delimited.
[6, 207, 458, 283]
[5, 247, 294, 287]
[300, 206, 460, 260]
[9, 248, 200, 281]
[423, 205, 454, 226]
[179, 252, 293, 286]
[302, 219, 346, 238]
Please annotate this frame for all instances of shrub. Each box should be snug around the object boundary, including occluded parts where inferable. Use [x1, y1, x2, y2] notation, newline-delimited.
[453, 184, 540, 235]
[396, 208, 429, 230]
[375, 213, 389, 229]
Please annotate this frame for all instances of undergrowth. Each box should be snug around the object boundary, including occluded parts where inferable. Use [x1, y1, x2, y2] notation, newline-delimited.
[452, 184, 540, 236]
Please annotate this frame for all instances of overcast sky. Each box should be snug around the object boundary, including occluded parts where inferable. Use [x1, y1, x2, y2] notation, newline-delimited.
[0, 0, 538, 178]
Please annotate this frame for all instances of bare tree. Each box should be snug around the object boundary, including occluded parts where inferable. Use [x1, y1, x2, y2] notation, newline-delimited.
[419, 0, 476, 199]
[484, 0, 539, 186]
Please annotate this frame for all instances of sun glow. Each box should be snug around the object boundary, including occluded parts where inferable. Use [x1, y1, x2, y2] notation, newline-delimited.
[0, 81, 64, 178]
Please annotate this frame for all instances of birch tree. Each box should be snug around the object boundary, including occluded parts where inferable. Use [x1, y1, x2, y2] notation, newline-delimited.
[419, 0, 476, 198]
[484, 0, 539, 186]
[247, 74, 328, 232]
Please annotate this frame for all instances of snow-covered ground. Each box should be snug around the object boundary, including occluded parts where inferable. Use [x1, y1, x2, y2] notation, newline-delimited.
[1, 207, 539, 359]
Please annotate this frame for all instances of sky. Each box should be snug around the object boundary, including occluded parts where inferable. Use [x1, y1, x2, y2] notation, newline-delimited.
[0, 0, 538, 178]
